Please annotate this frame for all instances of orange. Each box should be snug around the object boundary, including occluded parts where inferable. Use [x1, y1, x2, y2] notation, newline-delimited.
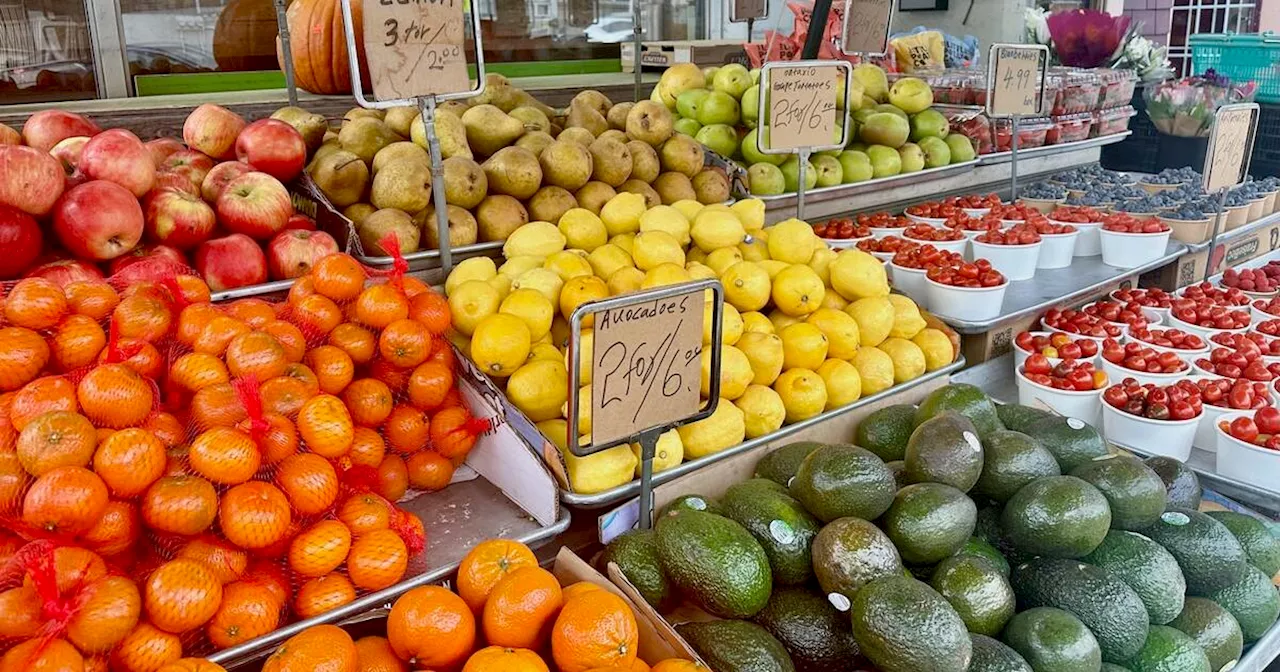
[431, 406, 478, 460]
[297, 393, 354, 458]
[406, 361, 453, 411]
[65, 280, 119, 321]
[461, 647, 549, 672]
[225, 330, 289, 382]
[338, 493, 392, 535]
[408, 291, 452, 336]
[102, 337, 164, 381]
[275, 452, 340, 515]
[175, 303, 220, 346]
[260, 371, 315, 419]
[561, 582, 604, 603]
[110, 621, 182, 672]
[5, 277, 68, 329]
[287, 275, 317, 304]
[113, 293, 173, 343]
[343, 378, 394, 427]
[293, 573, 356, 620]
[0, 327, 50, 391]
[348, 426, 387, 468]
[82, 500, 141, 556]
[406, 450, 454, 492]
[311, 254, 367, 303]
[263, 625, 357, 672]
[0, 639, 84, 672]
[170, 275, 211, 305]
[78, 363, 153, 429]
[207, 579, 282, 649]
[353, 636, 406, 672]
[157, 659, 228, 672]
[0, 584, 40, 640]
[21, 465, 108, 535]
[288, 519, 352, 577]
[219, 482, 292, 550]
[483, 566, 565, 649]
[378, 319, 431, 369]
[400, 276, 430, 298]
[10, 375, 78, 431]
[262, 320, 307, 363]
[386, 585, 475, 669]
[369, 358, 411, 396]
[93, 427, 167, 498]
[193, 316, 250, 356]
[457, 539, 538, 613]
[43, 546, 108, 595]
[239, 411, 298, 464]
[346, 528, 409, 591]
[16, 409, 96, 475]
[141, 474, 218, 536]
[190, 382, 247, 430]
[355, 284, 409, 329]
[376, 454, 409, 503]
[144, 558, 223, 634]
[226, 298, 276, 328]
[188, 426, 261, 486]
[169, 353, 230, 393]
[176, 535, 248, 584]
[306, 345, 355, 395]
[329, 323, 377, 365]
[550, 589, 639, 672]
[50, 314, 107, 372]
[66, 575, 142, 653]
[243, 559, 290, 607]
[383, 404, 428, 454]
[143, 411, 185, 447]
[290, 294, 344, 339]
[0, 450, 26, 513]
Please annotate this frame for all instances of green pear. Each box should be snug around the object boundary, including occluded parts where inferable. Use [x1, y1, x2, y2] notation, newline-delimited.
[607, 102, 634, 130]
[462, 104, 525, 156]
[482, 146, 543, 200]
[660, 134, 705, 178]
[515, 131, 554, 156]
[271, 106, 327, 152]
[918, 136, 952, 169]
[442, 156, 488, 209]
[338, 117, 400, 164]
[812, 155, 843, 187]
[866, 145, 902, 178]
[627, 141, 661, 183]
[384, 105, 418, 136]
[946, 134, 977, 162]
[358, 208, 420, 254]
[308, 150, 369, 208]
[898, 142, 925, 173]
[780, 156, 817, 192]
[371, 159, 432, 213]
[676, 89, 711, 121]
[748, 163, 785, 195]
[838, 150, 873, 183]
[674, 118, 703, 137]
[371, 142, 427, 175]
[741, 128, 784, 166]
[411, 108, 471, 160]
[626, 100, 675, 146]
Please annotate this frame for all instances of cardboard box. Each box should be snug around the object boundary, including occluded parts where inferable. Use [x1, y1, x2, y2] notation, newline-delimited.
[620, 40, 749, 72]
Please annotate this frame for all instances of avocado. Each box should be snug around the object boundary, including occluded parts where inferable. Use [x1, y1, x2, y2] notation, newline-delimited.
[1101, 665, 1129, 672]
[721, 479, 820, 585]
[811, 517, 903, 602]
[976, 504, 1035, 567]
[851, 575, 972, 672]
[995, 403, 1055, 434]
[790, 444, 896, 522]
[1010, 557, 1150, 662]
[599, 529, 674, 611]
[752, 588, 863, 672]
[1204, 564, 1280, 644]
[1144, 456, 1202, 509]
[969, 634, 1033, 672]
[676, 619, 796, 672]
[661, 494, 723, 517]
[1070, 454, 1167, 531]
[955, 536, 1011, 577]
[1082, 530, 1187, 625]
[1025, 415, 1108, 472]
[1141, 508, 1248, 596]
[755, 442, 825, 487]
[1169, 597, 1243, 672]
[856, 404, 918, 461]
[654, 509, 772, 618]
[1205, 510, 1280, 578]
[1002, 475, 1111, 558]
[881, 482, 977, 564]
[1002, 607, 1102, 672]
[972, 429, 1062, 503]
[904, 412, 985, 492]
[915, 383, 1002, 437]
[1121, 625, 1211, 672]
[886, 460, 907, 488]
[930, 555, 1016, 636]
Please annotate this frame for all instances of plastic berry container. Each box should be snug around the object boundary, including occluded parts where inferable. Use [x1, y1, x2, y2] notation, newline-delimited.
[1092, 106, 1137, 138]
[939, 106, 993, 155]
[993, 117, 1052, 152]
[1096, 68, 1137, 110]
[1047, 113, 1094, 145]
[1053, 69, 1102, 115]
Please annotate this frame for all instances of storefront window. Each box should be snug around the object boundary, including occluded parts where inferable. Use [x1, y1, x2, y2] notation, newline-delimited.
[0, 0, 98, 103]
[120, 0, 274, 77]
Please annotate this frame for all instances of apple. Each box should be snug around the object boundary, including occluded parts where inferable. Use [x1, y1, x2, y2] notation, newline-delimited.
[144, 138, 185, 168]
[196, 233, 268, 291]
[183, 104, 246, 160]
[79, 129, 156, 198]
[215, 172, 292, 240]
[152, 172, 200, 197]
[236, 119, 307, 182]
[201, 161, 254, 203]
[0, 123, 19, 145]
[145, 188, 217, 250]
[0, 206, 44, 279]
[285, 213, 317, 231]
[109, 244, 188, 281]
[50, 136, 90, 171]
[267, 229, 339, 280]
[25, 259, 104, 287]
[53, 180, 145, 261]
[0, 145, 66, 216]
[22, 110, 100, 153]
[159, 150, 215, 189]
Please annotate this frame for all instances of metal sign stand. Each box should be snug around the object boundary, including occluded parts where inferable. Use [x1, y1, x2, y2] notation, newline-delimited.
[1200, 102, 1261, 281]
[729, 0, 768, 46]
[632, 0, 642, 101]
[273, 0, 298, 106]
[986, 43, 1049, 204]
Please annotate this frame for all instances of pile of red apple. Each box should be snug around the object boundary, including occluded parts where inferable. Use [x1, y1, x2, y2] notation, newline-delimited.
[1101, 214, 1168, 233]
[1101, 339, 1187, 375]
[1015, 330, 1100, 361]
[1021, 356, 1107, 391]
[1127, 327, 1206, 351]
[1221, 267, 1277, 294]
[0, 105, 337, 293]
[1104, 379, 1202, 421]
[1218, 406, 1280, 448]
[1042, 307, 1125, 339]
[903, 224, 964, 242]
[812, 218, 871, 240]
[1180, 282, 1250, 306]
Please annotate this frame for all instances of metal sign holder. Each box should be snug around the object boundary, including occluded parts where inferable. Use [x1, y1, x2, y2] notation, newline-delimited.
[756, 60, 853, 221]
[729, 0, 769, 43]
[631, 0, 643, 101]
[566, 281, 725, 529]
[337, 0, 488, 273]
[1200, 102, 1261, 281]
[985, 43, 1049, 202]
[838, 0, 894, 56]
[273, 0, 298, 107]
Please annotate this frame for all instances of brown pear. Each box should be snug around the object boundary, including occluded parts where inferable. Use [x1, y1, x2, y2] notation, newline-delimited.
[443, 157, 488, 210]
[598, 129, 628, 145]
[575, 181, 617, 215]
[516, 131, 555, 156]
[462, 104, 526, 156]
[370, 159, 432, 213]
[271, 106, 327, 152]
[344, 108, 384, 121]
[358, 208, 420, 255]
[371, 142, 428, 175]
[384, 105, 419, 137]
[607, 102, 634, 130]
[619, 179, 661, 208]
[439, 100, 471, 117]
[539, 140, 593, 192]
[338, 117, 401, 164]
[589, 137, 633, 187]
[627, 141, 660, 183]
[343, 203, 377, 226]
[558, 127, 596, 147]
[308, 150, 369, 208]
[310, 140, 344, 167]
[509, 106, 551, 134]
[482, 147, 542, 200]
[653, 171, 697, 204]
[660, 133, 706, 177]
[572, 90, 613, 118]
[626, 100, 675, 147]
[476, 195, 529, 241]
[417, 204, 478, 249]
[692, 168, 731, 204]
[566, 100, 609, 138]
[527, 186, 578, 224]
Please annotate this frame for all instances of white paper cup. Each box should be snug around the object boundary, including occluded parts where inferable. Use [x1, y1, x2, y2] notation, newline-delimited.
[1185, 375, 1248, 452]
[1102, 402, 1199, 460]
[962, 207, 992, 218]
[870, 226, 907, 239]
[970, 239, 1042, 281]
[1250, 303, 1280, 326]
[821, 235, 871, 249]
[906, 213, 948, 226]
[1036, 231, 1080, 269]
[1166, 312, 1251, 342]
[1015, 367, 1102, 426]
[889, 263, 929, 308]
[1099, 228, 1173, 269]
[1215, 411, 1280, 491]
[1099, 356, 1189, 387]
[1057, 220, 1103, 256]
[925, 277, 1008, 322]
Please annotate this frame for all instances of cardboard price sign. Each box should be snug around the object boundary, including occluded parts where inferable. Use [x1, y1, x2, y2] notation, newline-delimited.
[1204, 103, 1259, 193]
[730, 0, 766, 22]
[840, 0, 893, 55]
[767, 64, 841, 151]
[987, 44, 1047, 116]
[363, 0, 469, 100]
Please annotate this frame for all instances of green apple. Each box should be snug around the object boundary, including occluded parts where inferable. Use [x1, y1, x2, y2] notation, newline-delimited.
[918, 136, 952, 169]
[748, 163, 786, 195]
[741, 85, 760, 129]
[946, 134, 977, 162]
[866, 145, 901, 178]
[898, 142, 925, 173]
[780, 156, 817, 192]
[888, 77, 934, 115]
[676, 88, 710, 121]
[838, 150, 874, 183]
[860, 113, 910, 148]
[674, 117, 703, 137]
[695, 123, 739, 158]
[697, 91, 740, 126]
[909, 109, 950, 141]
[741, 128, 784, 166]
[713, 64, 752, 100]
[812, 154, 843, 187]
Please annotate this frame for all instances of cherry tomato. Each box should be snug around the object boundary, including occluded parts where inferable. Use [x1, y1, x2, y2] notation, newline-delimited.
[1231, 416, 1260, 443]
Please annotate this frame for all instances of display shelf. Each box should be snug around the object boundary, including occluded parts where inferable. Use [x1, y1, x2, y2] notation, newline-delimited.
[1184, 209, 1280, 253]
[977, 131, 1133, 165]
[756, 160, 978, 211]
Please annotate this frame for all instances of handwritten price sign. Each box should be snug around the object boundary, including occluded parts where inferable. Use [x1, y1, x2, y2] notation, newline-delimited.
[766, 64, 842, 151]
[363, 0, 469, 100]
[840, 0, 892, 55]
[730, 0, 767, 22]
[987, 44, 1047, 117]
[1204, 103, 1259, 193]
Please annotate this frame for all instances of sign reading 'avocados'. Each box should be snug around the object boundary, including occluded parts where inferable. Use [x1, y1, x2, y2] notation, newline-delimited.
[767, 65, 840, 151]
[364, 0, 469, 100]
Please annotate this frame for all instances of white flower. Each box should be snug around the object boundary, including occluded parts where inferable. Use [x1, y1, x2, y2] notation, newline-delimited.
[1024, 7, 1051, 46]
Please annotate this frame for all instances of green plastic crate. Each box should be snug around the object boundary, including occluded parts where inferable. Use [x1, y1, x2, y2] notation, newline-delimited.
[1189, 32, 1280, 103]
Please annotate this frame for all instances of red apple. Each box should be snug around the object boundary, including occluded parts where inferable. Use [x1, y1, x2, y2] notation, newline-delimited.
[152, 172, 200, 197]
[144, 138, 185, 168]
[145, 188, 217, 250]
[159, 150, 215, 189]
[109, 244, 188, 281]
[25, 259, 104, 287]
[201, 161, 253, 203]
[0, 123, 19, 146]
[235, 119, 307, 182]
[196, 233, 268, 292]
[284, 213, 317, 231]
[0, 145, 66, 216]
[183, 104, 246, 160]
[50, 136, 90, 172]
[22, 110, 100, 153]
[80, 129, 156, 198]
[267, 229, 339, 280]
[215, 172, 292, 240]
[53, 180, 145, 261]
[0, 205, 44, 279]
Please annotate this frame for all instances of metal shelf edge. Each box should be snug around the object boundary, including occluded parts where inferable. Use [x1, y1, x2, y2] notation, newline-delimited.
[976, 132, 1133, 165]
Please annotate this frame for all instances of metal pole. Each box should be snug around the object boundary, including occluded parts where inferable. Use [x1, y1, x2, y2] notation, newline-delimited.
[747, 17, 754, 42]
[273, 0, 298, 107]
[1010, 115, 1020, 202]
[797, 148, 810, 221]
[632, 0, 643, 102]
[418, 95, 453, 273]
[1204, 188, 1230, 282]
[636, 428, 660, 529]
[800, 0, 833, 59]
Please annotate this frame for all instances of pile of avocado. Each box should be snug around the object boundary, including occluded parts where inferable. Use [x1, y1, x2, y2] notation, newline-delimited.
[600, 383, 1280, 672]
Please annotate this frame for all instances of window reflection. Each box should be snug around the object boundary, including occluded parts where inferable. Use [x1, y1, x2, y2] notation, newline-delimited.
[0, 0, 96, 103]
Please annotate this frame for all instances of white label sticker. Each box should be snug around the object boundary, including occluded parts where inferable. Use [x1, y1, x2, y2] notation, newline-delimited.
[963, 431, 982, 453]
[1067, 417, 1085, 430]
[1092, 453, 1117, 461]
[828, 592, 851, 611]
[687, 497, 707, 511]
[770, 520, 796, 545]
[1222, 659, 1239, 672]
[787, 476, 795, 488]
[1162, 511, 1190, 526]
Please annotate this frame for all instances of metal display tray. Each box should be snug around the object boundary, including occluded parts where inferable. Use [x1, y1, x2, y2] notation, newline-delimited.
[977, 131, 1133, 165]
[752, 160, 979, 210]
[356, 241, 504, 271]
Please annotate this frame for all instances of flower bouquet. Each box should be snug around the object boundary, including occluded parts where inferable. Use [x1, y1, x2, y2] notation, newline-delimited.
[1024, 7, 1173, 82]
[1143, 70, 1258, 137]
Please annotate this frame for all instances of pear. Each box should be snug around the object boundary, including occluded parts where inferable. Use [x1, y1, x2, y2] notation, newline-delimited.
[516, 131, 555, 156]
[559, 127, 596, 146]
[626, 101, 675, 147]
[370, 159, 432, 213]
[575, 181, 618, 215]
[308, 150, 369, 208]
[511, 89, 558, 119]
[573, 90, 613, 118]
[589, 137, 633, 187]
[539, 140, 593, 191]
[310, 140, 344, 168]
[660, 133, 705, 178]
[439, 100, 471, 117]
[462, 104, 525, 156]
[473, 73, 513, 107]
[271, 106, 327, 151]
[607, 102, 634, 130]
[619, 179, 661, 208]
[443, 156, 487, 209]
[653, 172, 697, 204]
[656, 63, 706, 109]
[339, 118, 401, 164]
[384, 105, 419, 137]
[371, 142, 428, 175]
[411, 109, 471, 160]
[417, 204, 478, 249]
[598, 129, 629, 145]
[627, 140, 660, 183]
[476, 195, 529, 241]
[343, 203, 376, 226]
[482, 146, 542, 200]
[344, 108, 384, 121]
[510, 106, 551, 134]
[692, 168, 730, 204]
[358, 208, 420, 255]
[527, 186, 578, 224]
[566, 99, 609, 138]
[323, 130, 338, 144]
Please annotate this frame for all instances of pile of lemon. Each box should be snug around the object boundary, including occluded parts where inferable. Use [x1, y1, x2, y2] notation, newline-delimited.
[443, 192, 954, 494]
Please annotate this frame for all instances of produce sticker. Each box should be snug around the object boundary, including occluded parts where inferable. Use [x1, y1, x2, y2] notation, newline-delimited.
[364, 0, 470, 100]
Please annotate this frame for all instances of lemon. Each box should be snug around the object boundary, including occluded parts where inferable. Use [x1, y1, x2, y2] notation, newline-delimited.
[820, 291, 849, 311]
[560, 275, 609, 325]
[779, 323, 829, 370]
[739, 237, 770, 262]
[846, 296, 895, 347]
[751, 228, 769, 244]
[503, 220, 566, 259]
[691, 210, 747, 253]
[687, 260, 716, 282]
[447, 280, 500, 336]
[641, 263, 691, 289]
[487, 274, 511, 300]
[630, 430, 684, 476]
[469, 313, 531, 377]
[638, 205, 691, 245]
[445, 257, 497, 295]
[506, 359, 568, 422]
[771, 265, 826, 317]
[736, 385, 786, 438]
[703, 302, 743, 345]
[735, 332, 785, 386]
[607, 267, 645, 295]
[688, 250, 709, 269]
[886, 294, 928, 340]
[600, 192, 646, 236]
[773, 368, 828, 423]
[759, 260, 790, 279]
[913, 328, 955, 371]
[721, 261, 771, 312]
[677, 399, 745, 459]
[817, 359, 862, 410]
[537, 418, 572, 451]
[730, 199, 765, 231]
[550, 316, 570, 350]
[631, 230, 685, 271]
[558, 208, 608, 251]
[701, 344, 752, 400]
[767, 218, 817, 264]
[564, 444, 638, 494]
[610, 233, 635, 255]
[671, 199, 705, 222]
[568, 385, 592, 435]
[805, 308, 861, 360]
[829, 249, 890, 301]
[740, 311, 775, 335]
[853, 346, 895, 396]
[587, 244, 633, 279]
[769, 308, 802, 333]
[499, 288, 554, 341]
[543, 250, 594, 281]
[808, 247, 838, 286]
[498, 255, 545, 281]
[706, 247, 745, 275]
[445, 328, 471, 359]
[566, 329, 593, 386]
[512, 267, 564, 307]
[529, 342, 563, 363]
[879, 337, 927, 384]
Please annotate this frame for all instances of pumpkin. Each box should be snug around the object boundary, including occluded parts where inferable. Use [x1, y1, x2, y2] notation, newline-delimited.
[213, 0, 282, 71]
[275, 0, 370, 95]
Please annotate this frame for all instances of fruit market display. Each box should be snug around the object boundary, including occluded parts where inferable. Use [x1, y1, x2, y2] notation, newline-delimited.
[1022, 355, 1109, 390]
[1219, 406, 1280, 449]
[603, 383, 1280, 672]
[1221, 266, 1279, 294]
[810, 217, 870, 241]
[1127, 327, 1207, 353]
[441, 200, 958, 494]
[1100, 341, 1189, 375]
